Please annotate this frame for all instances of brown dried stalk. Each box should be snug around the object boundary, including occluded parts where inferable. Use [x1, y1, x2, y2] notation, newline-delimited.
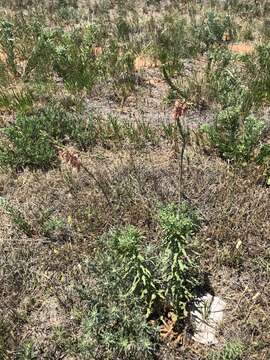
[59, 147, 112, 207]
[172, 100, 189, 205]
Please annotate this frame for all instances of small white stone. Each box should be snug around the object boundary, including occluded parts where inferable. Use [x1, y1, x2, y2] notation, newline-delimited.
[192, 293, 226, 346]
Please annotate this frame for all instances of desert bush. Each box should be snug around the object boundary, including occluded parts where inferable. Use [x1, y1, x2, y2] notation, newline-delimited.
[37, 208, 73, 241]
[53, 26, 101, 91]
[75, 226, 159, 359]
[25, 25, 102, 91]
[152, 12, 200, 97]
[202, 106, 265, 163]
[204, 47, 245, 108]
[0, 106, 162, 171]
[0, 106, 94, 171]
[24, 28, 59, 81]
[197, 11, 236, 51]
[78, 299, 157, 360]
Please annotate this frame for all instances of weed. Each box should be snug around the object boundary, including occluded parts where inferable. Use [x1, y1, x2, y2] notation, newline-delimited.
[208, 340, 245, 360]
[0, 87, 33, 112]
[0, 20, 17, 76]
[73, 227, 159, 359]
[202, 106, 265, 164]
[0, 106, 95, 170]
[17, 340, 36, 360]
[100, 40, 136, 102]
[0, 197, 33, 236]
[198, 11, 236, 51]
[158, 203, 200, 318]
[243, 43, 270, 111]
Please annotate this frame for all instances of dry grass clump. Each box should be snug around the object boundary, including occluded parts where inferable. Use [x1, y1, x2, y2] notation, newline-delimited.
[228, 42, 255, 55]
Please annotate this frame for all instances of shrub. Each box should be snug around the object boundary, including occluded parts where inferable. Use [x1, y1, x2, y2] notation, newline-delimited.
[0, 106, 94, 171]
[197, 11, 236, 51]
[53, 26, 101, 91]
[152, 13, 200, 97]
[78, 300, 157, 360]
[99, 40, 136, 101]
[205, 47, 245, 108]
[107, 226, 159, 318]
[25, 24, 103, 91]
[202, 106, 265, 164]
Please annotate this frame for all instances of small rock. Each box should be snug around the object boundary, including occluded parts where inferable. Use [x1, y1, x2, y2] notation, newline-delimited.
[191, 293, 226, 346]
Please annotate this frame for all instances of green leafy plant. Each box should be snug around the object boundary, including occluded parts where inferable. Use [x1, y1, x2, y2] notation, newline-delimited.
[152, 13, 200, 98]
[202, 106, 265, 164]
[204, 47, 245, 108]
[53, 26, 100, 92]
[158, 203, 200, 318]
[74, 202, 200, 357]
[78, 300, 157, 360]
[73, 227, 159, 360]
[17, 340, 36, 360]
[198, 11, 236, 51]
[0, 106, 95, 171]
[108, 226, 160, 318]
[208, 340, 245, 360]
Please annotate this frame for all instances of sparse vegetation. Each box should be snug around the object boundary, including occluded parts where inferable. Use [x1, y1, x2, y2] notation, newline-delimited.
[0, 1, 269, 359]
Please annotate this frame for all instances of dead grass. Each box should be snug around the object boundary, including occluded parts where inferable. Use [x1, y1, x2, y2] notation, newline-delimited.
[228, 42, 255, 55]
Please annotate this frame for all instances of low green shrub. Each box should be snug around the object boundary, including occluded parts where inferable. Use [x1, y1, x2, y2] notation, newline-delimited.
[0, 106, 94, 171]
[202, 106, 265, 164]
[208, 340, 245, 360]
[99, 40, 136, 101]
[74, 226, 159, 360]
[197, 11, 236, 51]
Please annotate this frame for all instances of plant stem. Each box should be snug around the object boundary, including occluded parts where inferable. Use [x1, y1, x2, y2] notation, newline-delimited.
[176, 119, 187, 205]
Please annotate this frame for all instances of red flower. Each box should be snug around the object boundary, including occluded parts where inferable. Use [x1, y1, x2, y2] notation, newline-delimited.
[59, 148, 81, 172]
[172, 100, 188, 121]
